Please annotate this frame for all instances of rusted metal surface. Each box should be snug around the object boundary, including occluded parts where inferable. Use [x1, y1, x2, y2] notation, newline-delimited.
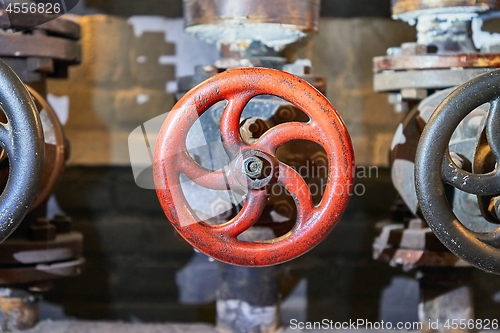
[374, 53, 500, 72]
[416, 15, 476, 53]
[0, 11, 80, 40]
[0, 258, 85, 285]
[154, 67, 354, 267]
[179, 66, 326, 98]
[0, 232, 82, 266]
[184, 0, 320, 34]
[0, 14, 81, 82]
[392, 0, 500, 16]
[184, 0, 319, 47]
[374, 67, 494, 92]
[27, 87, 66, 210]
[375, 220, 446, 251]
[0, 289, 38, 331]
[0, 209, 83, 285]
[0, 34, 80, 63]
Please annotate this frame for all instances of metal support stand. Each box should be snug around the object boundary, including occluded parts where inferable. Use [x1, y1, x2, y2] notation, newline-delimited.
[216, 228, 279, 333]
[0, 288, 39, 331]
[419, 268, 475, 333]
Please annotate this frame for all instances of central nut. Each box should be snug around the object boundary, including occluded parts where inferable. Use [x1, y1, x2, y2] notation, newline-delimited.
[233, 150, 279, 190]
[243, 156, 264, 179]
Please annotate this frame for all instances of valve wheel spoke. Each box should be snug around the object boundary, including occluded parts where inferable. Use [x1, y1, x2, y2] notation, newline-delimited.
[441, 151, 500, 196]
[0, 123, 12, 156]
[440, 97, 500, 196]
[486, 98, 500, 159]
[255, 121, 327, 154]
[277, 162, 315, 226]
[474, 228, 500, 248]
[220, 93, 253, 159]
[211, 190, 267, 238]
[176, 149, 240, 191]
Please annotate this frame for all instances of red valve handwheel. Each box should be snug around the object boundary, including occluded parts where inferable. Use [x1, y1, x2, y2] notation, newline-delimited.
[153, 67, 354, 267]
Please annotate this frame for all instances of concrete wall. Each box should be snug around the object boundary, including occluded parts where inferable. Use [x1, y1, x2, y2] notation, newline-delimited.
[48, 15, 414, 167]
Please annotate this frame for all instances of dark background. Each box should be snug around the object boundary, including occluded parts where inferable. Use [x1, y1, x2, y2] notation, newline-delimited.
[84, 0, 392, 18]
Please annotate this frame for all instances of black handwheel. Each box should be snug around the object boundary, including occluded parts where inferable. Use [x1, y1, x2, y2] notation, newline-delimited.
[0, 59, 44, 242]
[415, 69, 500, 273]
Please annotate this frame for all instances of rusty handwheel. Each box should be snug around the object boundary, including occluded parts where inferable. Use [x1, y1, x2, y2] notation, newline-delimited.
[153, 67, 354, 267]
[416, 69, 500, 273]
[0, 59, 44, 242]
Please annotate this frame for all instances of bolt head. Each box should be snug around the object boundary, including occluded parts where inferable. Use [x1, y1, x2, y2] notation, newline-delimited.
[243, 156, 264, 179]
[273, 199, 294, 219]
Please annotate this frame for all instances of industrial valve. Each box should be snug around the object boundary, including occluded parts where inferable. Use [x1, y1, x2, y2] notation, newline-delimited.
[0, 58, 44, 242]
[26, 86, 67, 210]
[153, 67, 354, 267]
[415, 69, 500, 274]
[0, 11, 83, 329]
[371, 0, 500, 328]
